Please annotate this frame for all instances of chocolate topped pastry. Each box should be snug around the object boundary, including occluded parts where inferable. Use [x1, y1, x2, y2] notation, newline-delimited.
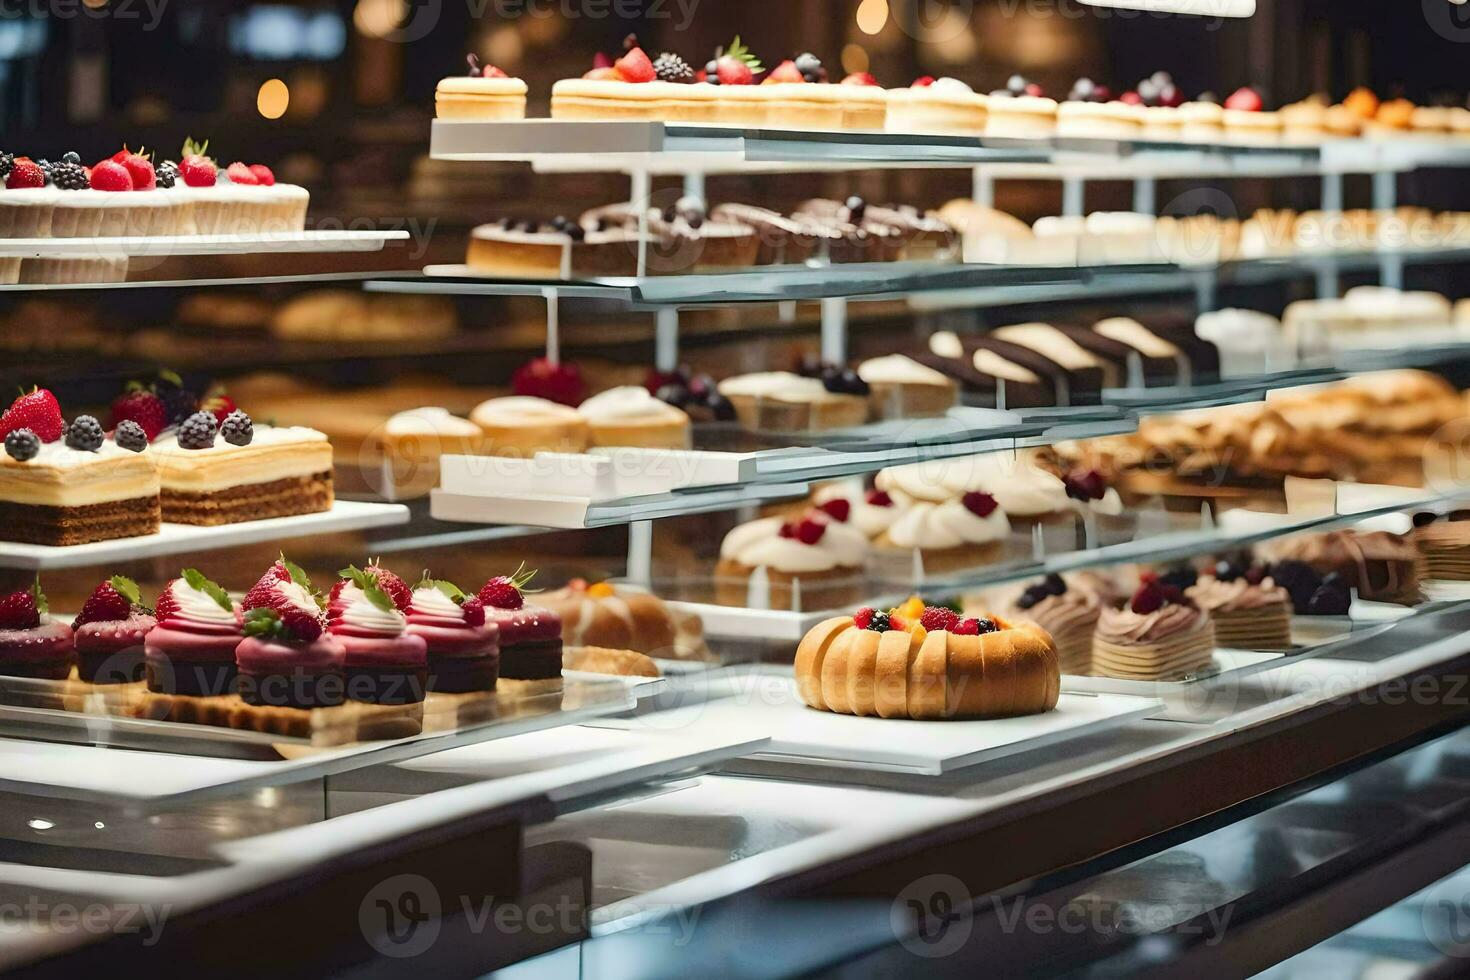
[578, 199, 760, 274]
[1055, 320, 1184, 387]
[1261, 530, 1423, 607]
[709, 203, 828, 265]
[963, 333, 1105, 406]
[914, 332, 1057, 408]
[793, 197, 906, 263]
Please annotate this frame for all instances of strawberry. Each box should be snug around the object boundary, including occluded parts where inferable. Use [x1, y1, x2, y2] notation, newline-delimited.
[818, 498, 851, 523]
[765, 60, 805, 84]
[911, 76, 936, 88]
[365, 561, 412, 611]
[1225, 87, 1263, 112]
[889, 613, 908, 632]
[119, 152, 156, 190]
[962, 491, 999, 518]
[480, 64, 509, 79]
[866, 489, 894, 508]
[89, 160, 133, 192]
[200, 389, 238, 423]
[73, 576, 143, 628]
[248, 164, 276, 186]
[460, 596, 486, 627]
[614, 46, 656, 84]
[478, 563, 538, 610]
[5, 159, 45, 189]
[716, 55, 754, 85]
[225, 162, 259, 185]
[0, 388, 65, 444]
[842, 72, 878, 86]
[920, 606, 961, 632]
[853, 607, 876, 629]
[1024, 82, 1045, 98]
[180, 156, 216, 188]
[794, 516, 826, 545]
[583, 66, 623, 81]
[108, 386, 169, 442]
[153, 581, 180, 622]
[243, 605, 324, 644]
[0, 584, 41, 630]
[1119, 90, 1144, 106]
[512, 356, 585, 406]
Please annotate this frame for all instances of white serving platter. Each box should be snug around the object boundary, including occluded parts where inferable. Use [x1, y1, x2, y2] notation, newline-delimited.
[0, 501, 410, 570]
[0, 230, 408, 258]
[594, 670, 1159, 776]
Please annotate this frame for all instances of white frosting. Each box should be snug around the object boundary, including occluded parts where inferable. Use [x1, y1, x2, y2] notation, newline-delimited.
[929, 331, 964, 359]
[151, 425, 327, 456]
[1085, 211, 1156, 233]
[719, 514, 866, 573]
[992, 323, 1100, 371]
[930, 77, 975, 96]
[814, 484, 902, 538]
[885, 497, 1010, 550]
[169, 579, 238, 627]
[578, 386, 687, 423]
[277, 579, 322, 615]
[1195, 308, 1280, 349]
[471, 397, 582, 423]
[857, 354, 949, 385]
[973, 349, 1040, 382]
[386, 407, 480, 437]
[410, 586, 463, 618]
[6, 438, 144, 471]
[877, 453, 1070, 517]
[1094, 317, 1180, 358]
[337, 585, 408, 634]
[717, 372, 832, 402]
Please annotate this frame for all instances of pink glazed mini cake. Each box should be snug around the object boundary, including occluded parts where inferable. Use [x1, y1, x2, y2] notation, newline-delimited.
[407, 580, 500, 693]
[71, 576, 155, 684]
[144, 570, 242, 696]
[329, 565, 428, 704]
[0, 580, 74, 680]
[237, 560, 345, 708]
[476, 566, 563, 695]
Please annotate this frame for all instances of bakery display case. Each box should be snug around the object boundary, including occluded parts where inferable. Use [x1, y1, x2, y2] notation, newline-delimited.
[4, 2, 1470, 976]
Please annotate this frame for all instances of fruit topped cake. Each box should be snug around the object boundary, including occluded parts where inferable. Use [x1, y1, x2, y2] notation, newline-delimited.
[1056, 77, 1145, 140]
[1260, 531, 1423, 606]
[812, 484, 904, 540]
[755, 52, 886, 130]
[885, 76, 988, 135]
[0, 578, 75, 681]
[873, 490, 1012, 572]
[0, 388, 162, 546]
[1221, 87, 1282, 142]
[328, 563, 427, 705]
[1186, 561, 1293, 651]
[1092, 575, 1215, 681]
[716, 508, 869, 611]
[72, 576, 155, 684]
[238, 558, 344, 708]
[795, 596, 1059, 719]
[407, 577, 500, 693]
[435, 54, 528, 120]
[144, 569, 244, 696]
[984, 75, 1059, 138]
[149, 408, 333, 526]
[999, 573, 1102, 674]
[476, 565, 564, 695]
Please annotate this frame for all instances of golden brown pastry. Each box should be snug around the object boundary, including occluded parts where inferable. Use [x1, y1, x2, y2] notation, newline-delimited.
[540, 580, 708, 661]
[795, 600, 1059, 720]
[563, 646, 661, 678]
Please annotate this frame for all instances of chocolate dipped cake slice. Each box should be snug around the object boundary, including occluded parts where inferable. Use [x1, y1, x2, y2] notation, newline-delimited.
[914, 333, 1057, 408]
[963, 334, 1104, 406]
[1052, 320, 1183, 388]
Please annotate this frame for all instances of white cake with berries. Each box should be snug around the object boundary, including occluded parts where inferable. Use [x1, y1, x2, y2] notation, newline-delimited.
[0, 389, 161, 546]
[149, 411, 333, 526]
[435, 57, 528, 119]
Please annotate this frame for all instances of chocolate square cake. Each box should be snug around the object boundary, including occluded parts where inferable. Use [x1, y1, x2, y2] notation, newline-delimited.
[149, 423, 334, 526]
[0, 440, 161, 546]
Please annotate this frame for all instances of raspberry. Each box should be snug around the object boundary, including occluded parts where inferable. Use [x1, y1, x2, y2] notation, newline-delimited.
[919, 606, 961, 632]
[65, 416, 104, 452]
[0, 587, 40, 630]
[818, 498, 851, 523]
[962, 491, 999, 518]
[853, 607, 876, 629]
[1130, 583, 1165, 615]
[73, 576, 141, 628]
[614, 46, 656, 83]
[89, 160, 133, 192]
[4, 429, 38, 462]
[5, 159, 44, 189]
[177, 411, 217, 450]
[794, 517, 826, 545]
[460, 596, 486, 627]
[866, 489, 894, 507]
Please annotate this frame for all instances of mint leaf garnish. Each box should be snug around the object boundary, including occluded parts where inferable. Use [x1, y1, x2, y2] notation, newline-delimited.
[109, 575, 141, 606]
[182, 568, 232, 612]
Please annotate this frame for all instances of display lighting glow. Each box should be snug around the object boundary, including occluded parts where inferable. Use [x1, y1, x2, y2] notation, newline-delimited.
[840, 44, 869, 75]
[257, 78, 290, 119]
[855, 0, 888, 35]
[1077, 0, 1254, 14]
[353, 0, 406, 39]
[0, 19, 46, 61]
[230, 6, 347, 60]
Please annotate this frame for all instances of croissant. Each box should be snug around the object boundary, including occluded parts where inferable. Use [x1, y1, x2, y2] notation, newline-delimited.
[795, 613, 1059, 720]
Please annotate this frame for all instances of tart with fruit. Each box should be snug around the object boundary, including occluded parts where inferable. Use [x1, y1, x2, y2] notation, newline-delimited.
[716, 509, 868, 611]
[72, 576, 155, 684]
[1000, 573, 1101, 674]
[795, 597, 1059, 719]
[477, 565, 564, 696]
[0, 578, 74, 681]
[873, 490, 1011, 573]
[0, 388, 161, 546]
[756, 52, 886, 130]
[435, 54, 528, 120]
[1056, 77, 1144, 139]
[1221, 87, 1282, 143]
[1092, 575, 1215, 681]
[885, 76, 988, 135]
[985, 75, 1058, 138]
[551, 37, 723, 123]
[1186, 561, 1293, 651]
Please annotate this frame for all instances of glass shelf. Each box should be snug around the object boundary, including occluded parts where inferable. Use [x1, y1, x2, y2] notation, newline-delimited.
[0, 270, 423, 293]
[0, 230, 408, 259]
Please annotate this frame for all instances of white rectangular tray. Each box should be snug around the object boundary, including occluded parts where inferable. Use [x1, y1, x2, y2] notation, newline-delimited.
[0, 230, 408, 258]
[0, 501, 409, 570]
[594, 670, 1159, 776]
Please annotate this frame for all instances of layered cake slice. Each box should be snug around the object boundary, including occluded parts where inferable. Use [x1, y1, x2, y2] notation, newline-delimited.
[0, 390, 161, 546]
[1186, 562, 1293, 651]
[1092, 577, 1215, 681]
[149, 410, 333, 526]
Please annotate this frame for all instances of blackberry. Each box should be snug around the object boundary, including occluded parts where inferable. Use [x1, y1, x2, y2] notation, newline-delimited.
[177, 411, 218, 450]
[864, 611, 891, 632]
[49, 161, 88, 191]
[0, 153, 12, 181]
[65, 415, 105, 452]
[220, 410, 254, 446]
[114, 420, 148, 453]
[157, 381, 197, 424]
[972, 617, 1000, 635]
[156, 161, 179, 189]
[653, 52, 694, 84]
[4, 428, 38, 462]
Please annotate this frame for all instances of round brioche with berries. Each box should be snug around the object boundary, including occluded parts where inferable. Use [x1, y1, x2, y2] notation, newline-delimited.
[795, 599, 1059, 720]
[539, 579, 708, 662]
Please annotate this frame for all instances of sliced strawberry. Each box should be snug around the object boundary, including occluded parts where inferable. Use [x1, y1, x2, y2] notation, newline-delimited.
[0, 388, 65, 444]
[89, 160, 133, 192]
[614, 46, 656, 84]
[841, 72, 878, 86]
[765, 60, 805, 84]
[225, 162, 259, 185]
[248, 164, 276, 186]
